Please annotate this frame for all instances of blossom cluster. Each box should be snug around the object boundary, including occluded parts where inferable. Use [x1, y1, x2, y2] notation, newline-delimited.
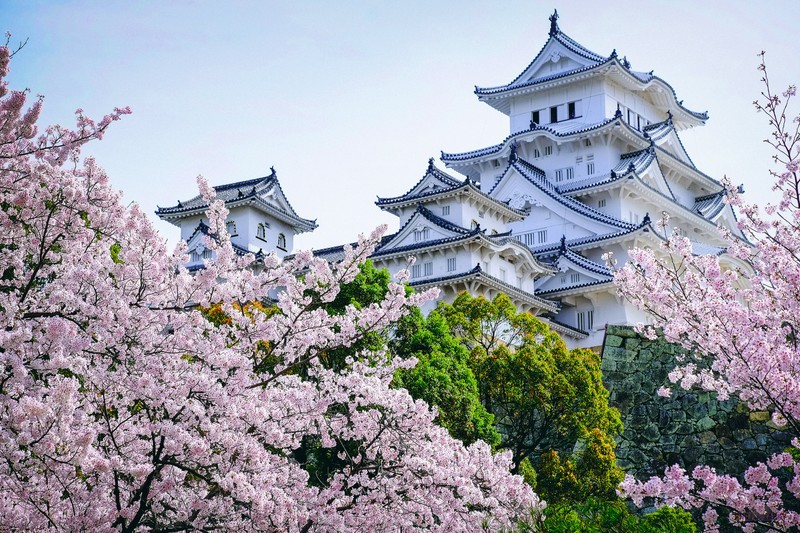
[0, 43, 541, 530]
[614, 54, 800, 532]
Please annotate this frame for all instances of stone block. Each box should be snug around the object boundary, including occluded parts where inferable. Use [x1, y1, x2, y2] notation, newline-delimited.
[697, 416, 715, 431]
[741, 438, 757, 450]
[749, 410, 770, 422]
[605, 335, 623, 348]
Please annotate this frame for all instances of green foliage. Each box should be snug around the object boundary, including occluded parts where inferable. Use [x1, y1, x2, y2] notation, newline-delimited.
[418, 292, 623, 502]
[392, 309, 501, 447]
[539, 498, 696, 533]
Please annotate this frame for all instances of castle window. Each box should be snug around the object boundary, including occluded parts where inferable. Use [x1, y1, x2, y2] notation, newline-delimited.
[256, 223, 267, 241]
[531, 110, 540, 125]
[424, 262, 433, 276]
[577, 310, 594, 331]
[554, 169, 563, 182]
[442, 205, 450, 216]
[544, 145, 553, 156]
[493, 159, 500, 168]
[277, 233, 287, 250]
[587, 162, 595, 175]
[584, 138, 592, 147]
[575, 156, 583, 164]
[568, 101, 576, 119]
[499, 268, 507, 282]
[566, 167, 574, 180]
[570, 273, 581, 283]
[550, 106, 558, 123]
[560, 276, 567, 284]
[447, 257, 457, 272]
[537, 229, 548, 243]
[598, 199, 606, 208]
[627, 109, 634, 126]
[414, 228, 430, 242]
[533, 148, 541, 158]
[411, 264, 421, 278]
[202, 249, 212, 260]
[524, 233, 535, 246]
[190, 251, 200, 262]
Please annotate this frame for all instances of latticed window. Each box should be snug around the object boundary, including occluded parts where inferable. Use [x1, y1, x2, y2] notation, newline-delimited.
[447, 257, 456, 272]
[411, 265, 421, 278]
[256, 223, 267, 240]
[277, 233, 287, 250]
[424, 262, 433, 276]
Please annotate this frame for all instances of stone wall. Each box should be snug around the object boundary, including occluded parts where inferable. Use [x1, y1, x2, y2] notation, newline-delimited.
[601, 325, 789, 479]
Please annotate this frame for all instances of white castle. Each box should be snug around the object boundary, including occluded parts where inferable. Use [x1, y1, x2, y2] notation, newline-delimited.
[158, 11, 745, 349]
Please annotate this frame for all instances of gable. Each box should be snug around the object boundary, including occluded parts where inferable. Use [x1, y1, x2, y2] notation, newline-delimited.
[378, 209, 467, 253]
[523, 40, 594, 83]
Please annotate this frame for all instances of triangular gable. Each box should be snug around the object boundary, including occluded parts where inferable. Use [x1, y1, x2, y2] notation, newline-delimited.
[654, 128, 694, 168]
[536, 250, 612, 293]
[377, 160, 462, 204]
[377, 207, 469, 253]
[516, 36, 602, 87]
[636, 156, 675, 200]
[489, 159, 636, 236]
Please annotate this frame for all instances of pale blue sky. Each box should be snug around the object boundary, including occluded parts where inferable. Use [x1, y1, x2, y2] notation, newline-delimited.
[3, 1, 798, 250]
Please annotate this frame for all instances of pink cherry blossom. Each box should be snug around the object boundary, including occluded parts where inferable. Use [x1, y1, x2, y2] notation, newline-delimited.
[615, 53, 800, 532]
[0, 42, 541, 531]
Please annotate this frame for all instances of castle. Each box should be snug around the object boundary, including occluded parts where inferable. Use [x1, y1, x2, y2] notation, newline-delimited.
[157, 11, 745, 349]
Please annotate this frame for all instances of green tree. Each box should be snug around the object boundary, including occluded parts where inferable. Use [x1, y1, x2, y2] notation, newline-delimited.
[436, 293, 623, 502]
[392, 308, 501, 447]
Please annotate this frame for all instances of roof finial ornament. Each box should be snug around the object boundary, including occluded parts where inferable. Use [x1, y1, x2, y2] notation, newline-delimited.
[559, 235, 567, 253]
[643, 212, 651, 225]
[614, 102, 623, 119]
[628, 162, 636, 173]
[610, 170, 617, 179]
[548, 9, 559, 36]
[270, 166, 276, 177]
[610, 48, 617, 59]
[509, 141, 518, 163]
[427, 157, 435, 172]
[622, 56, 631, 69]
[666, 109, 673, 124]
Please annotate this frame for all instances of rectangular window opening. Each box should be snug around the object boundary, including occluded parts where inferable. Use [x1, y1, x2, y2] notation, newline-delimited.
[568, 101, 576, 119]
[447, 257, 456, 272]
[550, 106, 558, 123]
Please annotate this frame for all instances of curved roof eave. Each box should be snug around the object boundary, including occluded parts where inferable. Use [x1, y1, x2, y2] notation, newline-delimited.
[475, 58, 707, 126]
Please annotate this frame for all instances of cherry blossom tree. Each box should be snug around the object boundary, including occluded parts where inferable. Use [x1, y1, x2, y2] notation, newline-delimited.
[0, 40, 541, 531]
[613, 53, 800, 532]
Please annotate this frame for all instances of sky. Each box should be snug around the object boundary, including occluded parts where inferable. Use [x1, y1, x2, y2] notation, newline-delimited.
[3, 1, 799, 252]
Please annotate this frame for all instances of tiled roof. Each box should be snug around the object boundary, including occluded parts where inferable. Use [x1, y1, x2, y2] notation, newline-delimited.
[537, 279, 614, 296]
[441, 117, 615, 162]
[376, 172, 527, 219]
[693, 190, 727, 219]
[410, 264, 559, 313]
[531, 218, 652, 256]
[155, 169, 317, 230]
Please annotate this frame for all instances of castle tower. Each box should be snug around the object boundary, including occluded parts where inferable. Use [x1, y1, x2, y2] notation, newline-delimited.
[381, 11, 746, 347]
[156, 167, 317, 267]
